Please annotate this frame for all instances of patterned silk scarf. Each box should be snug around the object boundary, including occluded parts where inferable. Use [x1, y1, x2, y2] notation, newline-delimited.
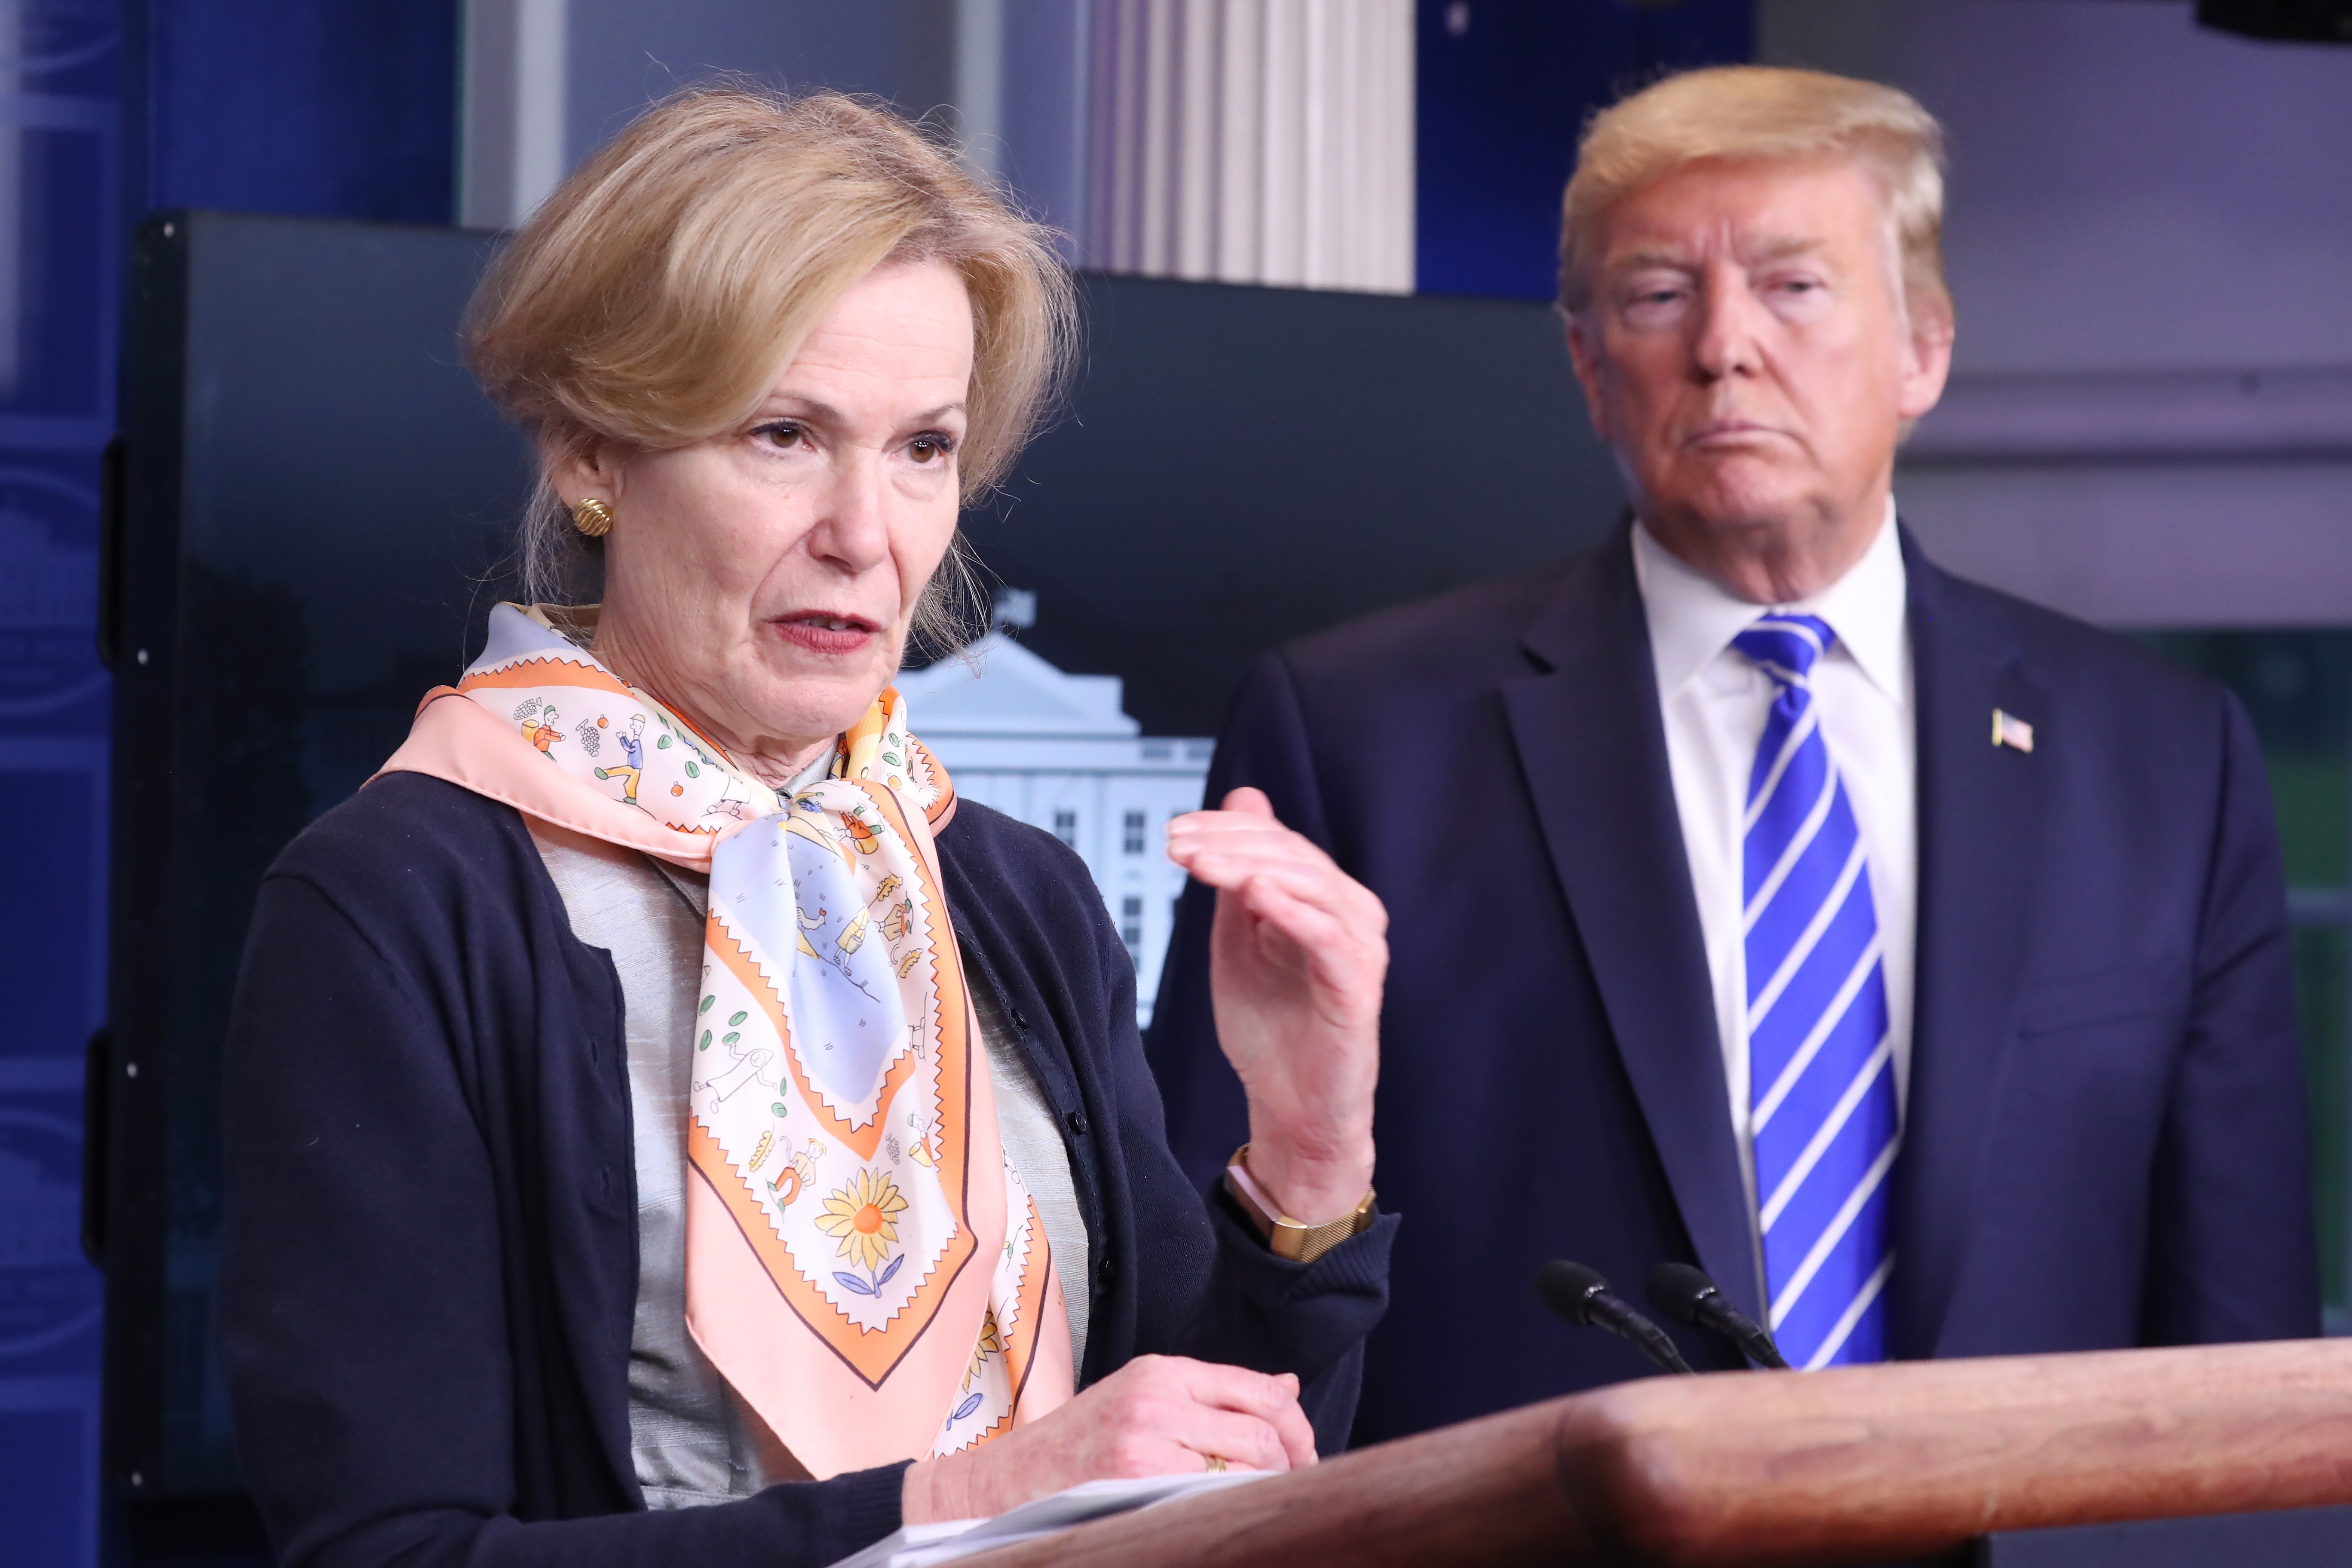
[380, 603, 1073, 1478]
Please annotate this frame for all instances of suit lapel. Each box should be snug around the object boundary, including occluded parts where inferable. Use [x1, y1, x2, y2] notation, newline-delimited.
[1503, 531, 1760, 1320]
[1890, 530, 2051, 1358]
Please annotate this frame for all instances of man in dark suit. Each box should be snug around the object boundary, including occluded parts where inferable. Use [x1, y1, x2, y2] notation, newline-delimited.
[1146, 64, 2318, 1445]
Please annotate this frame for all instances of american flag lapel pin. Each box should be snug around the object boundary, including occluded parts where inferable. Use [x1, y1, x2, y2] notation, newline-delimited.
[1992, 709, 2034, 753]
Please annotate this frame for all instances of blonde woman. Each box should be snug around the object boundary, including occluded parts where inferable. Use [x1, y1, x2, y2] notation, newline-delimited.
[220, 89, 1392, 1568]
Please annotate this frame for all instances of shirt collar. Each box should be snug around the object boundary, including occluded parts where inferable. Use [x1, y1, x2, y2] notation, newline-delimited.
[785, 746, 838, 796]
[1631, 497, 1908, 701]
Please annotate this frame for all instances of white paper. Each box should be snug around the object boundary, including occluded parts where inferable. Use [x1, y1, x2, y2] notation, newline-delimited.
[827, 1470, 1269, 1568]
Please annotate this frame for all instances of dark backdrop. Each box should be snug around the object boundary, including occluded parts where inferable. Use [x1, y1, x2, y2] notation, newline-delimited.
[966, 272, 1624, 736]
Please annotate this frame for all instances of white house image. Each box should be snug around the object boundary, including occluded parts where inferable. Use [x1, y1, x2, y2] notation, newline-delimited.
[897, 634, 1212, 1026]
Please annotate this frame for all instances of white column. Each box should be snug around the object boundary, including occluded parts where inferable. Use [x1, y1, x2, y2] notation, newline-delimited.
[1175, 0, 1218, 280]
[1082, 0, 1413, 294]
[1087, 0, 1144, 272]
[1212, 0, 1262, 282]
[956, 0, 1007, 178]
[459, 0, 570, 230]
[455, 0, 1406, 284]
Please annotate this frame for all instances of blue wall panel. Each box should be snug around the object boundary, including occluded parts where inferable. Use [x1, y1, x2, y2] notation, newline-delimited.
[139, 0, 458, 220]
[1414, 0, 1754, 300]
[0, 3, 119, 1565]
[0, 6, 464, 1562]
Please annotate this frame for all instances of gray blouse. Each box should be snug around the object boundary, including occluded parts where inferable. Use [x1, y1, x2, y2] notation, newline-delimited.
[528, 816, 1091, 1508]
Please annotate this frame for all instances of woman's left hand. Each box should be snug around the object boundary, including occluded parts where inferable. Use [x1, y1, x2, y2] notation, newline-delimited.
[1165, 787, 1385, 1226]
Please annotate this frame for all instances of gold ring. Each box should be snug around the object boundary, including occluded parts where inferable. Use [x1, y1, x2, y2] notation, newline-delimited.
[1204, 1454, 1228, 1473]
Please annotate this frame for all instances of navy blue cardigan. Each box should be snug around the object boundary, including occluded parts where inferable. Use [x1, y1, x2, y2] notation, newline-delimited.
[220, 772, 1394, 1568]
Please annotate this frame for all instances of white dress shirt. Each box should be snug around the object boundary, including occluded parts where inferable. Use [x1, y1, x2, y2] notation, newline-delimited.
[1630, 504, 1916, 1217]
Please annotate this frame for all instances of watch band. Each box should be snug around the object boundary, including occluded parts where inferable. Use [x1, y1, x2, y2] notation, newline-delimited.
[1224, 1144, 1376, 1264]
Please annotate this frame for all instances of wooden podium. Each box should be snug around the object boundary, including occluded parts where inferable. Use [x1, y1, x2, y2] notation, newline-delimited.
[957, 1340, 2352, 1566]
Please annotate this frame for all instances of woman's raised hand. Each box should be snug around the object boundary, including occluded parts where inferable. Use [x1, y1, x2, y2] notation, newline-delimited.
[900, 1356, 1314, 1523]
[1164, 787, 1385, 1226]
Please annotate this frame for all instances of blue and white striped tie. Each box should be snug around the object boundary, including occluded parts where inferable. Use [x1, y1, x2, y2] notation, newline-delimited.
[1732, 613, 1898, 1370]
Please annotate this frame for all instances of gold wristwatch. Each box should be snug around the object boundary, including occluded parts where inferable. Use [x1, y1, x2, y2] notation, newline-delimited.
[1224, 1144, 1376, 1264]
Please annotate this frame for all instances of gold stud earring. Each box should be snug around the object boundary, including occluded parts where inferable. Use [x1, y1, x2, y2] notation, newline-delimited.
[571, 497, 615, 538]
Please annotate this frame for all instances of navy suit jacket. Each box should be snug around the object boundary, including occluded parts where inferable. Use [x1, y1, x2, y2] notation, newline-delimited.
[220, 775, 1393, 1568]
[1147, 525, 2318, 1446]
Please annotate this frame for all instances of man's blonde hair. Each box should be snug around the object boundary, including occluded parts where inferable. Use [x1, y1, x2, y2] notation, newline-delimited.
[1558, 66, 1950, 328]
[467, 85, 1074, 620]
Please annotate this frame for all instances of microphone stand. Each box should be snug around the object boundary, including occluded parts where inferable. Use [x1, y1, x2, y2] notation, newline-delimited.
[1535, 1260, 1694, 1376]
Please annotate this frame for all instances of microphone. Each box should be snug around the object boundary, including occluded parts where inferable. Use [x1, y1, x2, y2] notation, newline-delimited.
[1645, 1261, 1792, 1371]
[1534, 1260, 1694, 1376]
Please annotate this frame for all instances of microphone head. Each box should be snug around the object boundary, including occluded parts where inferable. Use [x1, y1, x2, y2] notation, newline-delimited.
[1535, 1259, 1612, 1326]
[1645, 1262, 1723, 1325]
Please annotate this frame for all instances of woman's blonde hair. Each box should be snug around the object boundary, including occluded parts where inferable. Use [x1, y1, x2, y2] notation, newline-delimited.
[1558, 66, 1951, 330]
[466, 84, 1075, 641]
